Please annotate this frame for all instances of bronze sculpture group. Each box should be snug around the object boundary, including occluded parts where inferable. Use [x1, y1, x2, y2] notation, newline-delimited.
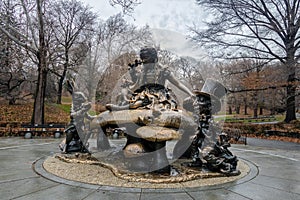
[60, 47, 240, 176]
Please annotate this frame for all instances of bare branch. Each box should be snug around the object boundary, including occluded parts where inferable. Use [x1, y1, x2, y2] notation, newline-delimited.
[0, 24, 37, 54]
[109, 0, 141, 15]
[20, 0, 38, 49]
[193, 0, 300, 63]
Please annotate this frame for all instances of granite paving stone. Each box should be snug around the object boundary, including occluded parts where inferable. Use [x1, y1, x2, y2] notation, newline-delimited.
[188, 188, 252, 200]
[12, 184, 95, 200]
[0, 177, 59, 200]
[83, 190, 141, 200]
[228, 181, 300, 200]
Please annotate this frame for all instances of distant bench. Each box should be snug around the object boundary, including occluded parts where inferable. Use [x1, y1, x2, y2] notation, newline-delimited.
[20, 124, 65, 139]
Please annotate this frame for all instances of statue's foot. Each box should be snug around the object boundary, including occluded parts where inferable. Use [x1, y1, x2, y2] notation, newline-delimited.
[61, 144, 68, 154]
[81, 147, 90, 154]
[220, 168, 241, 176]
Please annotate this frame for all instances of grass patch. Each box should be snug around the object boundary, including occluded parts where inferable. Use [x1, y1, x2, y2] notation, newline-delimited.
[275, 115, 285, 122]
[88, 110, 98, 116]
[54, 104, 71, 114]
[61, 96, 72, 104]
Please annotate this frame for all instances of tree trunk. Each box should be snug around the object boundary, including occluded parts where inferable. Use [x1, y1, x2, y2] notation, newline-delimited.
[32, 63, 47, 124]
[235, 105, 240, 114]
[259, 107, 263, 115]
[31, 0, 47, 125]
[8, 98, 16, 105]
[285, 74, 296, 122]
[284, 55, 297, 123]
[56, 81, 63, 104]
[56, 49, 69, 104]
[253, 94, 258, 118]
[56, 72, 65, 104]
[253, 107, 258, 118]
[244, 105, 248, 115]
[228, 105, 232, 115]
[270, 109, 275, 115]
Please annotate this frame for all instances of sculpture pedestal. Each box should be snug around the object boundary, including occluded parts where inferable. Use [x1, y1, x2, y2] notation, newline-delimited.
[123, 126, 180, 173]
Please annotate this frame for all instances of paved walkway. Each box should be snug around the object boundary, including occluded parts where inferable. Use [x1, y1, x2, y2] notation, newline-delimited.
[0, 137, 299, 200]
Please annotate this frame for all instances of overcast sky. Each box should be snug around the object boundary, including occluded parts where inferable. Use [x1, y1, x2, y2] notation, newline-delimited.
[81, 0, 205, 34]
[80, 0, 207, 58]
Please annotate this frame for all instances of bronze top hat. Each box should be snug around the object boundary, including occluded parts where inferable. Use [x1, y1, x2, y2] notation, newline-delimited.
[193, 78, 227, 113]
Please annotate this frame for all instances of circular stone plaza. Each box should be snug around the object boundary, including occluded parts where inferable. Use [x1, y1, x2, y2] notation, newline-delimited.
[0, 137, 299, 200]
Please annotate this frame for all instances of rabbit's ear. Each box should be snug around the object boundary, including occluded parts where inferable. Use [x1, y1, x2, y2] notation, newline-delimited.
[66, 79, 74, 95]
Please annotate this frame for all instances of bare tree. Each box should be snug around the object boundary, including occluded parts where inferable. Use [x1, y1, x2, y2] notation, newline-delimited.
[0, 65, 27, 105]
[98, 13, 152, 63]
[157, 49, 207, 94]
[193, 0, 300, 122]
[0, 0, 28, 104]
[95, 52, 137, 105]
[221, 59, 287, 116]
[0, 0, 52, 124]
[49, 0, 97, 104]
[94, 14, 152, 90]
[0, 42, 31, 105]
[220, 60, 253, 115]
[91, 15, 152, 104]
[74, 42, 101, 101]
